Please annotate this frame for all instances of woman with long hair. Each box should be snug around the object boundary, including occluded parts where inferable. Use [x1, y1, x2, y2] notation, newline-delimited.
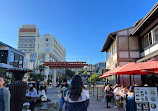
[59, 79, 69, 111]
[65, 75, 89, 111]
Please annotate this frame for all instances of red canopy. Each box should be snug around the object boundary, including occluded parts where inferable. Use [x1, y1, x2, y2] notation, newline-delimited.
[114, 62, 143, 75]
[137, 60, 158, 71]
[100, 73, 113, 78]
[100, 66, 121, 78]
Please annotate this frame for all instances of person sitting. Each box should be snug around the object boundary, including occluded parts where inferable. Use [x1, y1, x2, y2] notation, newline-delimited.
[126, 86, 135, 111]
[29, 86, 47, 111]
[26, 87, 38, 99]
[65, 75, 89, 111]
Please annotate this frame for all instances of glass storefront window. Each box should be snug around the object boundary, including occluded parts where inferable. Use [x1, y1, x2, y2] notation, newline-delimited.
[10, 51, 14, 66]
[19, 56, 23, 68]
[0, 50, 8, 64]
[14, 54, 19, 67]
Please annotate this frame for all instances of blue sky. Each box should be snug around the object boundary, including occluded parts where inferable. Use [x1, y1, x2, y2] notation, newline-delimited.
[0, 0, 157, 64]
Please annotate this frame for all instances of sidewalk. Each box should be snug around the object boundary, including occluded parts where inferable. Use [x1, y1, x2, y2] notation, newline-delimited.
[88, 94, 122, 111]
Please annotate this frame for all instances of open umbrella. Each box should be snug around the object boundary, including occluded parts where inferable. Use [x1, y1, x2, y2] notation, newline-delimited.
[100, 66, 121, 78]
[113, 62, 144, 86]
[137, 59, 158, 86]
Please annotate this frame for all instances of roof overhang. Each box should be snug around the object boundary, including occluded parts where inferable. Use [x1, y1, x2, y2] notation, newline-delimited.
[101, 33, 116, 52]
[131, 2, 158, 36]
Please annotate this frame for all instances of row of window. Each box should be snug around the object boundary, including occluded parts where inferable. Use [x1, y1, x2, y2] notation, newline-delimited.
[141, 26, 158, 50]
[20, 44, 35, 47]
[20, 49, 35, 52]
[19, 38, 35, 42]
[10, 51, 23, 68]
[106, 40, 116, 60]
[54, 44, 65, 57]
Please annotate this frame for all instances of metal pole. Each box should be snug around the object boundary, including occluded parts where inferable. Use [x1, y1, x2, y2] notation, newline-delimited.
[97, 87, 98, 101]
[93, 85, 94, 96]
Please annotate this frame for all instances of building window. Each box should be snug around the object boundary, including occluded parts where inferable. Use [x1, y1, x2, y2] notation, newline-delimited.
[141, 32, 152, 49]
[24, 44, 27, 46]
[45, 48, 50, 52]
[112, 40, 116, 54]
[154, 28, 158, 42]
[14, 54, 19, 67]
[10, 51, 14, 66]
[0, 50, 8, 64]
[46, 38, 49, 41]
[45, 43, 50, 46]
[19, 56, 23, 68]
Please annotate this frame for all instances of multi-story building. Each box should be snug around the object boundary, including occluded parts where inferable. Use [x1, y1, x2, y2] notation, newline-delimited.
[18, 25, 39, 60]
[18, 25, 66, 79]
[101, 2, 158, 86]
[101, 26, 141, 85]
[131, 2, 158, 85]
[95, 62, 106, 76]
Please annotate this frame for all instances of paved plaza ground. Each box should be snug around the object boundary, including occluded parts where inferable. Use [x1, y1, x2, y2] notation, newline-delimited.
[23, 86, 123, 111]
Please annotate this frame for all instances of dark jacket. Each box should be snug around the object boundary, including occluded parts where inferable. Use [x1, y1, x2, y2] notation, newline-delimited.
[65, 99, 89, 111]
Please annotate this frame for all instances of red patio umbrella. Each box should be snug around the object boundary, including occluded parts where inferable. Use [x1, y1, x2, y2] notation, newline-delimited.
[100, 66, 121, 78]
[137, 59, 158, 86]
[113, 62, 144, 86]
[137, 59, 158, 71]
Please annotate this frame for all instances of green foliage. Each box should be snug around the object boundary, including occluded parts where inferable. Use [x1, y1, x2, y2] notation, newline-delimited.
[28, 73, 45, 81]
[102, 69, 109, 74]
[0, 67, 6, 77]
[65, 69, 75, 79]
[82, 67, 87, 75]
[88, 73, 102, 84]
[37, 65, 46, 73]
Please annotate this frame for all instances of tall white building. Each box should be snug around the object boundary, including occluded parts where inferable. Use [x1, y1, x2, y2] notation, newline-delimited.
[18, 25, 66, 79]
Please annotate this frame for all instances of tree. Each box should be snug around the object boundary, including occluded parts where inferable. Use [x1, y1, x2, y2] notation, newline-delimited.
[28, 73, 45, 81]
[65, 69, 75, 79]
[88, 73, 102, 85]
[0, 67, 6, 77]
[82, 67, 87, 76]
[37, 65, 46, 75]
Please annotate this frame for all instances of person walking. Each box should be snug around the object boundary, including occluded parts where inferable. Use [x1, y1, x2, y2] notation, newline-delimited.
[59, 79, 69, 111]
[0, 76, 10, 111]
[65, 75, 89, 111]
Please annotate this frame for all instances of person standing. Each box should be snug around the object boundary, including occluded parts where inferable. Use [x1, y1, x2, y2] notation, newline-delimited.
[36, 79, 40, 94]
[0, 76, 10, 111]
[59, 79, 69, 111]
[44, 79, 48, 94]
[65, 75, 89, 111]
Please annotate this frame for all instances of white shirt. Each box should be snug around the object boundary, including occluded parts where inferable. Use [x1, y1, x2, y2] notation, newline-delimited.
[26, 88, 37, 97]
[67, 89, 89, 103]
[38, 90, 46, 97]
